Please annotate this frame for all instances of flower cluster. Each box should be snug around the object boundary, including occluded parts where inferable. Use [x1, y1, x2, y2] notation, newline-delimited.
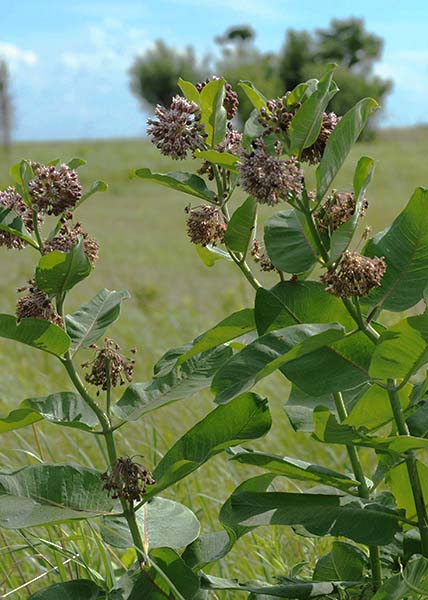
[185, 205, 226, 246]
[101, 457, 155, 502]
[196, 76, 239, 120]
[314, 190, 368, 233]
[43, 220, 99, 265]
[238, 140, 303, 206]
[0, 187, 36, 250]
[301, 112, 341, 164]
[16, 282, 63, 326]
[82, 338, 136, 394]
[259, 98, 296, 135]
[147, 95, 207, 160]
[251, 239, 275, 272]
[29, 163, 82, 215]
[321, 251, 386, 298]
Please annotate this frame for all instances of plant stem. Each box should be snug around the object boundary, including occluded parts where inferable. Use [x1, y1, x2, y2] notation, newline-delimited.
[387, 381, 428, 556]
[333, 392, 382, 590]
[229, 251, 262, 291]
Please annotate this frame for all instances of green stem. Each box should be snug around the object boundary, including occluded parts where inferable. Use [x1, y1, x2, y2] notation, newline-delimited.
[304, 205, 329, 264]
[387, 381, 428, 557]
[332, 392, 382, 590]
[32, 208, 43, 252]
[229, 252, 262, 291]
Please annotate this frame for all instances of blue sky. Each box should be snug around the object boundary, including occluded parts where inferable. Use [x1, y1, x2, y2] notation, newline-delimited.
[1, 0, 428, 141]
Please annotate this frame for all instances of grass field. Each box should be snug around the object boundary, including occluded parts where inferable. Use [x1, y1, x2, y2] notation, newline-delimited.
[0, 126, 427, 597]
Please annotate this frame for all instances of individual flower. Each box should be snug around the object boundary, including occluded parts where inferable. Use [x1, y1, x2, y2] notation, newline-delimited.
[196, 76, 239, 120]
[28, 163, 82, 215]
[314, 190, 368, 233]
[43, 220, 99, 266]
[0, 187, 37, 249]
[301, 112, 340, 164]
[321, 251, 386, 298]
[251, 239, 275, 272]
[82, 338, 136, 393]
[16, 282, 63, 326]
[258, 97, 296, 135]
[238, 139, 303, 206]
[185, 205, 226, 246]
[101, 457, 156, 502]
[147, 95, 206, 160]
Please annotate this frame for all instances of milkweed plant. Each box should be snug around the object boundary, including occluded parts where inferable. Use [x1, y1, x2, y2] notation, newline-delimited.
[2, 65, 428, 599]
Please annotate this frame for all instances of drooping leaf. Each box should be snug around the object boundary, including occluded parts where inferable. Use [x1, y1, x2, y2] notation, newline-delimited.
[212, 323, 345, 405]
[101, 497, 200, 550]
[264, 210, 317, 274]
[148, 393, 271, 497]
[364, 187, 428, 311]
[35, 237, 91, 295]
[0, 464, 112, 528]
[0, 314, 70, 356]
[195, 243, 232, 266]
[65, 289, 130, 356]
[133, 169, 215, 202]
[225, 196, 257, 254]
[0, 205, 38, 248]
[195, 149, 239, 173]
[316, 98, 379, 200]
[0, 392, 98, 433]
[112, 345, 232, 421]
[28, 580, 107, 600]
[238, 81, 268, 112]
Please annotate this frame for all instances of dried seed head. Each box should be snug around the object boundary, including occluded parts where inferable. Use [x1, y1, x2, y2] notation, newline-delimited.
[314, 190, 368, 233]
[0, 187, 37, 249]
[28, 163, 82, 215]
[196, 76, 239, 120]
[238, 139, 303, 206]
[43, 222, 99, 265]
[82, 338, 135, 393]
[301, 112, 341, 164]
[101, 457, 156, 502]
[185, 205, 226, 246]
[321, 251, 386, 298]
[259, 97, 296, 135]
[251, 239, 275, 272]
[16, 283, 63, 326]
[147, 95, 206, 160]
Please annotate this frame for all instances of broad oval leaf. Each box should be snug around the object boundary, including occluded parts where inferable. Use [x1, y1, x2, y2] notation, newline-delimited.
[0, 205, 37, 248]
[264, 209, 317, 274]
[35, 237, 91, 295]
[316, 97, 379, 200]
[177, 78, 200, 103]
[101, 497, 200, 550]
[28, 580, 105, 600]
[386, 460, 428, 522]
[182, 531, 230, 570]
[112, 345, 232, 421]
[372, 557, 428, 600]
[149, 393, 271, 497]
[225, 196, 257, 254]
[65, 288, 130, 356]
[133, 169, 215, 202]
[195, 149, 239, 173]
[199, 77, 227, 147]
[0, 464, 112, 528]
[313, 541, 366, 583]
[77, 180, 108, 207]
[195, 243, 232, 267]
[238, 81, 268, 112]
[344, 384, 409, 432]
[0, 314, 70, 356]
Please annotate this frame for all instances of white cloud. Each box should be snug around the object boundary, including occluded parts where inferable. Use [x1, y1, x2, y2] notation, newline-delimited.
[0, 42, 37, 66]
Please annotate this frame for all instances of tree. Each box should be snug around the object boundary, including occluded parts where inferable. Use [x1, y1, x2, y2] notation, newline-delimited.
[278, 29, 314, 92]
[129, 40, 202, 109]
[0, 60, 13, 153]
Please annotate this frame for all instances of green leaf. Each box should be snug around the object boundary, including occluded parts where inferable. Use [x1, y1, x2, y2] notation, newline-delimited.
[313, 541, 366, 582]
[212, 323, 345, 405]
[229, 448, 358, 492]
[0, 464, 112, 528]
[133, 169, 215, 202]
[329, 156, 375, 262]
[112, 345, 232, 421]
[148, 393, 271, 496]
[316, 97, 379, 200]
[77, 180, 108, 207]
[67, 157, 87, 170]
[264, 209, 318, 274]
[101, 497, 200, 550]
[195, 243, 231, 267]
[0, 392, 98, 433]
[195, 149, 239, 173]
[226, 491, 401, 545]
[364, 187, 428, 311]
[65, 289, 130, 356]
[0, 314, 70, 356]
[0, 205, 38, 248]
[182, 531, 230, 570]
[370, 313, 428, 380]
[286, 79, 318, 107]
[225, 196, 257, 254]
[177, 78, 200, 103]
[177, 308, 255, 364]
[372, 557, 428, 600]
[238, 81, 267, 112]
[35, 237, 91, 295]
[386, 460, 428, 522]
[288, 64, 336, 156]
[242, 109, 266, 147]
[254, 282, 373, 395]
[199, 78, 227, 146]
[28, 580, 106, 600]
[344, 384, 409, 432]
[129, 547, 200, 600]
